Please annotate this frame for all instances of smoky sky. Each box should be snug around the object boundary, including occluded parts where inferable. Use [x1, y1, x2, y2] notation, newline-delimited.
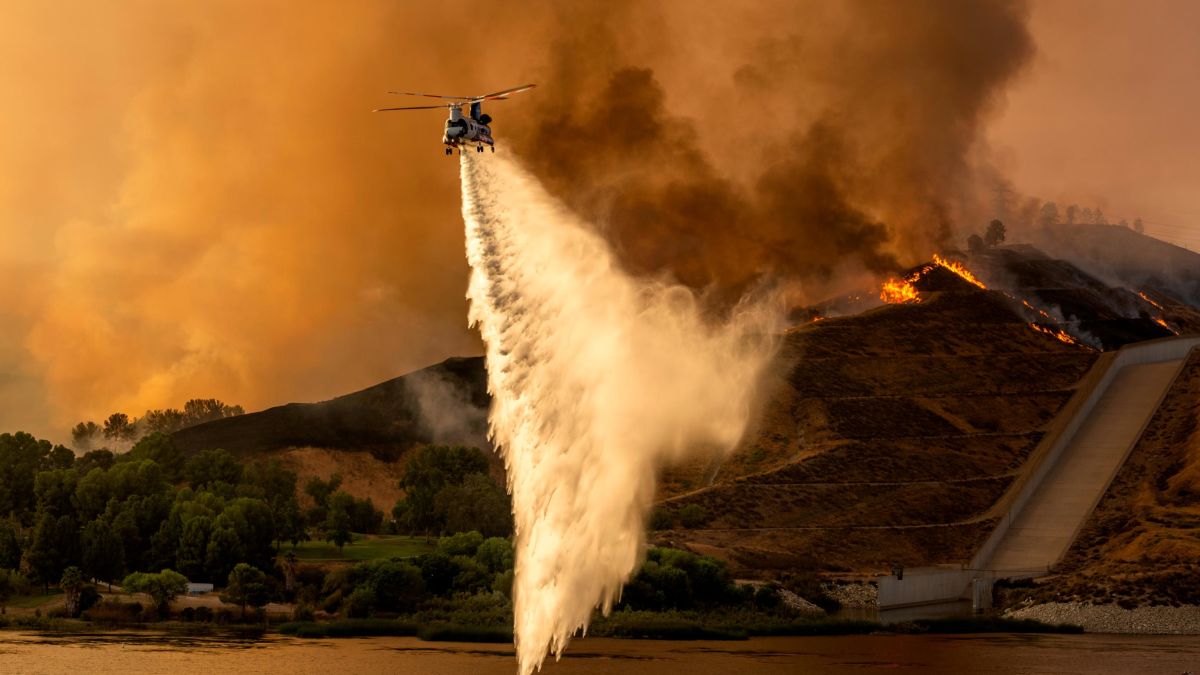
[2, 0, 1040, 439]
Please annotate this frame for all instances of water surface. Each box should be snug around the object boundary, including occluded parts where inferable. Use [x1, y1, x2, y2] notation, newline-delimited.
[1, 631, 1198, 674]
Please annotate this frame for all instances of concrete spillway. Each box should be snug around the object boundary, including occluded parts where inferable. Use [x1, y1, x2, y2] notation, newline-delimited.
[982, 359, 1184, 572]
[879, 335, 1200, 610]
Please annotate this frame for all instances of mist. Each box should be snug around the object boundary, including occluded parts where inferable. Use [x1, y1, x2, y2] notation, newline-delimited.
[460, 153, 779, 672]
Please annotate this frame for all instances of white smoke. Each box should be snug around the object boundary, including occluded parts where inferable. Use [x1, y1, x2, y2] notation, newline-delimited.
[459, 153, 780, 673]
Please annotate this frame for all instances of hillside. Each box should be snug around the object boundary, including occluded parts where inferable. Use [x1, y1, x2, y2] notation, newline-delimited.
[654, 263, 1098, 576]
[173, 356, 488, 458]
[172, 241, 1199, 579]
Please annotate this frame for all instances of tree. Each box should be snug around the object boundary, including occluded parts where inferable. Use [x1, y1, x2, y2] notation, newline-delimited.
[984, 219, 1006, 247]
[437, 473, 513, 537]
[181, 399, 244, 428]
[0, 569, 29, 614]
[70, 422, 102, 451]
[102, 413, 137, 443]
[1080, 207, 1095, 224]
[140, 409, 185, 435]
[204, 523, 244, 583]
[966, 233, 985, 252]
[122, 569, 187, 616]
[221, 563, 270, 619]
[0, 520, 20, 569]
[1037, 201, 1060, 227]
[396, 446, 492, 535]
[184, 448, 242, 489]
[1095, 208, 1107, 225]
[81, 519, 125, 590]
[175, 515, 212, 581]
[475, 537, 513, 574]
[1134, 217, 1145, 234]
[60, 566, 85, 617]
[75, 449, 114, 475]
[124, 434, 185, 480]
[323, 492, 354, 553]
[25, 512, 76, 589]
[0, 432, 56, 519]
[1065, 204, 1079, 224]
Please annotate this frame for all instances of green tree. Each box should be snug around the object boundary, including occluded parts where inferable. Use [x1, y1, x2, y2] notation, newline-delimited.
[322, 492, 354, 553]
[370, 561, 425, 613]
[81, 519, 125, 590]
[122, 569, 187, 615]
[25, 512, 76, 589]
[34, 469, 77, 518]
[184, 448, 242, 489]
[438, 530, 484, 557]
[0, 432, 56, 519]
[175, 516, 212, 581]
[123, 434, 185, 480]
[396, 445, 491, 535]
[0, 569, 29, 614]
[437, 473, 513, 537]
[475, 537, 513, 574]
[204, 523, 244, 583]
[221, 563, 270, 619]
[75, 449, 114, 475]
[0, 519, 21, 568]
[60, 566, 85, 617]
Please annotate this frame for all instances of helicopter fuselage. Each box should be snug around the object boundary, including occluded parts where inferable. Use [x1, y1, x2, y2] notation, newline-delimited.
[443, 107, 493, 147]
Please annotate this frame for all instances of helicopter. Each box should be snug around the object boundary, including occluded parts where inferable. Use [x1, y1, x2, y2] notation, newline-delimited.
[374, 84, 536, 155]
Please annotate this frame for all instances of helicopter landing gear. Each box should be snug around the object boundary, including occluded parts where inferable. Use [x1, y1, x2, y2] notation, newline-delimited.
[476, 145, 484, 153]
[445, 147, 453, 156]
[490, 145, 495, 153]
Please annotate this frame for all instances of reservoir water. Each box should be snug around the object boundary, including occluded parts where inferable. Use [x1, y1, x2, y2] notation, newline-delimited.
[1, 631, 1198, 674]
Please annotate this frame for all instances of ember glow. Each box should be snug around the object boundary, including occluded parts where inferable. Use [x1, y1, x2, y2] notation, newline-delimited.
[1138, 291, 1165, 311]
[1030, 322, 1081, 346]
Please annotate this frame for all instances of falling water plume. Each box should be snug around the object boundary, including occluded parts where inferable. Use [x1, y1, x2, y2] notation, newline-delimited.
[459, 153, 780, 673]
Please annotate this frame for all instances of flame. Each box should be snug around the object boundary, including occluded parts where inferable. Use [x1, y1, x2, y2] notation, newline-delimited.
[1152, 316, 1177, 334]
[932, 254, 987, 289]
[880, 277, 920, 304]
[1029, 322, 1079, 346]
[1137, 291, 1164, 311]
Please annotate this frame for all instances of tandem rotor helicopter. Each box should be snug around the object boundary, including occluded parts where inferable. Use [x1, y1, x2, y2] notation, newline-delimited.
[373, 84, 536, 155]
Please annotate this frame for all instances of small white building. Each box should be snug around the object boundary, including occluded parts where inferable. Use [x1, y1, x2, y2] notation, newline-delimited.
[187, 582, 214, 595]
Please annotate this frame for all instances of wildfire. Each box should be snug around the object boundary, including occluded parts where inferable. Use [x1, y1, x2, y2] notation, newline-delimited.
[1030, 322, 1080, 346]
[932, 254, 987, 289]
[1153, 316, 1177, 334]
[880, 278, 920, 304]
[1137, 291, 1164, 311]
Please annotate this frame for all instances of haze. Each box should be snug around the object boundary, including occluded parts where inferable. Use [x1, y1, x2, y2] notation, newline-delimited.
[1, 0, 1197, 441]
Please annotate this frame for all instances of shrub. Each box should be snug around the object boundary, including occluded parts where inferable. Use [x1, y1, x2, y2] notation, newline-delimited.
[678, 504, 709, 529]
[438, 531, 484, 557]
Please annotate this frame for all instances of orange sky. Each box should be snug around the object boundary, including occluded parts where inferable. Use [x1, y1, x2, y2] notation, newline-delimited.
[989, 0, 1200, 249]
[1, 1, 1198, 442]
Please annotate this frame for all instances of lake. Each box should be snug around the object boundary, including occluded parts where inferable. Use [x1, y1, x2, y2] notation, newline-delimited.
[1, 631, 1198, 674]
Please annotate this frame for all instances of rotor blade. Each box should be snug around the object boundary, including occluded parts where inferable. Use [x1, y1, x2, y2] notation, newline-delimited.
[387, 91, 471, 100]
[471, 83, 536, 102]
[373, 104, 447, 112]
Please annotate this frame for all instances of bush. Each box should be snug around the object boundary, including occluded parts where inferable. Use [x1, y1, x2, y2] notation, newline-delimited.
[678, 504, 709, 529]
[438, 531, 484, 557]
[278, 619, 420, 638]
[82, 600, 143, 625]
[418, 622, 512, 642]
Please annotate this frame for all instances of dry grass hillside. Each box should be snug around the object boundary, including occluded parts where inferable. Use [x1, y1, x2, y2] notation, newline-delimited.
[1003, 350, 1200, 608]
[654, 265, 1099, 577]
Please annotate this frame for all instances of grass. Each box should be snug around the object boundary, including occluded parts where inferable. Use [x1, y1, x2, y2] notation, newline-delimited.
[285, 534, 435, 561]
[7, 590, 63, 609]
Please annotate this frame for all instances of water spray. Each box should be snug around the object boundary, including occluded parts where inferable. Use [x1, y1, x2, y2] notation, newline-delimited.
[459, 153, 779, 673]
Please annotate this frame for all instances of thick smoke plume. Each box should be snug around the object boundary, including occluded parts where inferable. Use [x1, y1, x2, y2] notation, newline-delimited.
[460, 153, 778, 672]
[1, 1, 1032, 441]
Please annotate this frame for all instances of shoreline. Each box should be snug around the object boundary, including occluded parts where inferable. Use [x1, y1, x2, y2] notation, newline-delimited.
[1005, 602, 1200, 634]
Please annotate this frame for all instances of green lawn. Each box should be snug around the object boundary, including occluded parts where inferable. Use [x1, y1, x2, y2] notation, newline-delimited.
[285, 534, 435, 562]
